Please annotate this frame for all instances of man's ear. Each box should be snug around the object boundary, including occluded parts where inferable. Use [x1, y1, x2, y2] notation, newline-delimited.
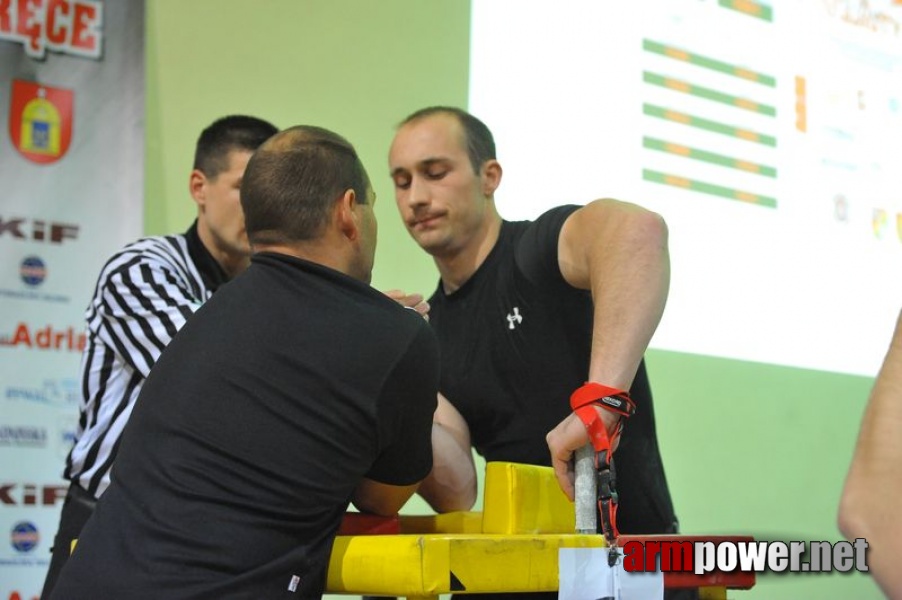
[189, 169, 207, 208]
[481, 160, 503, 197]
[336, 189, 360, 242]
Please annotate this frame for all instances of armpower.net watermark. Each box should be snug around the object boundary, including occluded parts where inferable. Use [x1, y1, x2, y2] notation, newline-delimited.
[621, 539, 869, 574]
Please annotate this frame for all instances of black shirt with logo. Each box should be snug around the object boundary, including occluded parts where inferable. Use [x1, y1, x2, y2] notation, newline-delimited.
[429, 206, 677, 536]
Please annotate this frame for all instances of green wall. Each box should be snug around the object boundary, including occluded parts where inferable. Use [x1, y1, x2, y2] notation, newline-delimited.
[146, 2, 880, 598]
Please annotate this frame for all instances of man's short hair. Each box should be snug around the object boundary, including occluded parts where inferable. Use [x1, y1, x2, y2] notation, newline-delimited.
[193, 115, 279, 178]
[400, 106, 496, 173]
[241, 125, 371, 246]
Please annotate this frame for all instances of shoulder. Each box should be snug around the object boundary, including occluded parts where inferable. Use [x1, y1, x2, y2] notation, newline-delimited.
[511, 205, 581, 284]
[369, 291, 437, 348]
[534, 205, 581, 228]
[93, 233, 200, 295]
[506, 205, 580, 254]
[386, 313, 439, 381]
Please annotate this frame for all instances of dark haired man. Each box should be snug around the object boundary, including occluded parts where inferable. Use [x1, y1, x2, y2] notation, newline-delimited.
[389, 106, 684, 598]
[40, 115, 279, 599]
[49, 125, 442, 599]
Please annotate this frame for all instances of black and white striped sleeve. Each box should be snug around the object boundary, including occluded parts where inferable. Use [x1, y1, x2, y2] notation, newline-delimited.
[90, 239, 206, 378]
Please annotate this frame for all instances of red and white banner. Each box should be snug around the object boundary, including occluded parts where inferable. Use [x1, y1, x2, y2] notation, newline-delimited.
[0, 1, 144, 597]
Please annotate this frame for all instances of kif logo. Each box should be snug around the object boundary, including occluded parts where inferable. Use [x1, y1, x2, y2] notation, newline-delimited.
[19, 256, 46, 287]
[9, 80, 73, 165]
[0, 483, 67, 506]
[0, 217, 79, 243]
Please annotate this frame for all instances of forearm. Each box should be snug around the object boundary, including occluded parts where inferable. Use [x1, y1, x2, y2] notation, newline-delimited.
[839, 312, 902, 598]
[418, 423, 477, 513]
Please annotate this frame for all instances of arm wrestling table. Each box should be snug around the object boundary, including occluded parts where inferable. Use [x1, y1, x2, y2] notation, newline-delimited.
[328, 462, 756, 599]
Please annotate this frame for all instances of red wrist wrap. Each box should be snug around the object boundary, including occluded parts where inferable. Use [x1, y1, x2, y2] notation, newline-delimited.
[572, 405, 612, 453]
[570, 383, 629, 552]
[569, 382, 636, 418]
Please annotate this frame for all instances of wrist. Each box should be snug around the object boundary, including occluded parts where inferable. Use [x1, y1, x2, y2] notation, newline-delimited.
[569, 382, 636, 418]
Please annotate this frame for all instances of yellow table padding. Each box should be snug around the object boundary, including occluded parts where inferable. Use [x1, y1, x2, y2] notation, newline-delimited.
[326, 533, 605, 595]
[482, 462, 575, 534]
[400, 511, 484, 534]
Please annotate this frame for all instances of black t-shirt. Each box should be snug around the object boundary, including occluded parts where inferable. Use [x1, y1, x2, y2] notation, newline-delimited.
[51, 252, 438, 600]
[430, 206, 677, 535]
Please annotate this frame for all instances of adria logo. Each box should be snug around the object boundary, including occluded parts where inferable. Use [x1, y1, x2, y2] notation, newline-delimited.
[0, 322, 85, 352]
[0, 483, 67, 506]
[0, 217, 79, 243]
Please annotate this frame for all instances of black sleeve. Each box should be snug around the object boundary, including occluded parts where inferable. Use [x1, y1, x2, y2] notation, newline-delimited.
[366, 320, 439, 485]
[514, 205, 581, 290]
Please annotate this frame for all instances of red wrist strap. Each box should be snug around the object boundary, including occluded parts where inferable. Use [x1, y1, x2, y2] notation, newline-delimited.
[572, 403, 621, 547]
[570, 382, 636, 419]
[572, 405, 613, 453]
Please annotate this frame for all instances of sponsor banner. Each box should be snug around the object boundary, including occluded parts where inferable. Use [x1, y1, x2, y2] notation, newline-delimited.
[4, 378, 81, 410]
[0, 219, 80, 305]
[0, 483, 69, 598]
[0, 0, 144, 592]
[0, 425, 49, 449]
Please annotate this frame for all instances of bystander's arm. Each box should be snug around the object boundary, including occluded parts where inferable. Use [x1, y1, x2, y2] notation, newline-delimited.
[97, 258, 202, 377]
[839, 309, 902, 599]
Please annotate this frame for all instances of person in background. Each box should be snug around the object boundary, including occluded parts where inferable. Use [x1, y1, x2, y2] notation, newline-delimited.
[49, 125, 447, 599]
[839, 309, 902, 599]
[40, 114, 279, 599]
[389, 106, 687, 599]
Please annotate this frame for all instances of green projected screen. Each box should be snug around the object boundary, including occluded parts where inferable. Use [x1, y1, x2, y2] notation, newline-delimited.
[469, 0, 902, 376]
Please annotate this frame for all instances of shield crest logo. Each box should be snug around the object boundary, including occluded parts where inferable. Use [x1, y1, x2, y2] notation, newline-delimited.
[9, 80, 74, 165]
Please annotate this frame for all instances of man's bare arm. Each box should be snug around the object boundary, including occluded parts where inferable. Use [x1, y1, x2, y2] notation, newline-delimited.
[839, 309, 902, 598]
[418, 393, 478, 512]
[547, 199, 670, 499]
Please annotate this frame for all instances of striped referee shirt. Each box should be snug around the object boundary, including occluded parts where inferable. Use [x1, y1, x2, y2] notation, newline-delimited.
[64, 221, 230, 498]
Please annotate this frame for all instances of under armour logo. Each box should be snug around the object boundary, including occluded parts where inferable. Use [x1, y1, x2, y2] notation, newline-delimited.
[506, 307, 523, 330]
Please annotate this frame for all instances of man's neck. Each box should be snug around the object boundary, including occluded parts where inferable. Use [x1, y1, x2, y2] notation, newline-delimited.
[196, 225, 249, 279]
[217, 253, 251, 279]
[252, 237, 354, 279]
[435, 215, 502, 294]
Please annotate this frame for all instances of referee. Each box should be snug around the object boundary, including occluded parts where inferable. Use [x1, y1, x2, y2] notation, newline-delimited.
[39, 115, 279, 599]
